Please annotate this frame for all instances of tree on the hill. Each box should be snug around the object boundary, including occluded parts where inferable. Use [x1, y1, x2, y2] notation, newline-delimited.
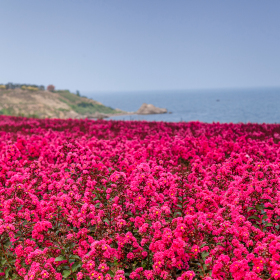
[47, 85, 55, 92]
[76, 90, 80, 96]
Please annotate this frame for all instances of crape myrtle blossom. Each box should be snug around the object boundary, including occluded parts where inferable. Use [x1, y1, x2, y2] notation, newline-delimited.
[1, 117, 280, 279]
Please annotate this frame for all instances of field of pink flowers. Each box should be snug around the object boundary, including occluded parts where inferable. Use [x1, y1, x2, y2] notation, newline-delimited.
[1, 116, 280, 280]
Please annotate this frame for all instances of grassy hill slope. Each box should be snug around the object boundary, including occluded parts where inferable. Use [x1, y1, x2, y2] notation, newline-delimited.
[0, 88, 124, 119]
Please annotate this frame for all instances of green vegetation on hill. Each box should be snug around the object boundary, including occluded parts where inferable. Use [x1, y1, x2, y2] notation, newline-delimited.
[0, 107, 14, 116]
[56, 90, 117, 115]
[74, 103, 116, 115]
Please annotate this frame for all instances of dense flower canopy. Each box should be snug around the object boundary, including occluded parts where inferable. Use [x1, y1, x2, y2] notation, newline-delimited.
[1, 116, 280, 279]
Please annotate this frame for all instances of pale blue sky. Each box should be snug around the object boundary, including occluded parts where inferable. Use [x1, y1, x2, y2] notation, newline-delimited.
[0, 0, 279, 92]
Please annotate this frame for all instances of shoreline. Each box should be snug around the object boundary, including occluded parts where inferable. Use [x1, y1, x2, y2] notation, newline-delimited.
[87, 111, 135, 120]
[87, 103, 170, 119]
[87, 111, 171, 120]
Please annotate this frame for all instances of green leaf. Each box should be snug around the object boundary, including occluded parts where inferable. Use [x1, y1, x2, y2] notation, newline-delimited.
[203, 264, 207, 271]
[265, 223, 274, 227]
[199, 269, 204, 276]
[55, 256, 67, 261]
[5, 267, 11, 278]
[247, 207, 255, 211]
[17, 205, 23, 211]
[72, 262, 81, 272]
[108, 270, 114, 276]
[8, 258, 15, 264]
[141, 261, 147, 269]
[70, 255, 80, 260]
[113, 258, 118, 266]
[1, 259, 7, 265]
[62, 270, 71, 278]
[255, 204, 264, 211]
[265, 207, 274, 210]
[201, 251, 209, 260]
[14, 233, 22, 238]
[248, 215, 259, 220]
[4, 241, 12, 247]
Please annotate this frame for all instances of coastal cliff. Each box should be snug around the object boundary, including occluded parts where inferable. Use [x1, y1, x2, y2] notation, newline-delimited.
[0, 87, 169, 119]
[0, 88, 123, 119]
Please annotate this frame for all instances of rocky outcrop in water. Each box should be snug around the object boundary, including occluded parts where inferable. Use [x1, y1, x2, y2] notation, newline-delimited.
[136, 103, 167, 115]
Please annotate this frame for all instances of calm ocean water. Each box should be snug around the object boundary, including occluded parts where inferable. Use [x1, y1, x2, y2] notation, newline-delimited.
[85, 88, 280, 123]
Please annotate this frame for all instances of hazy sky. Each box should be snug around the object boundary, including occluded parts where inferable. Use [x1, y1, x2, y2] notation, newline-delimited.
[1, 0, 279, 92]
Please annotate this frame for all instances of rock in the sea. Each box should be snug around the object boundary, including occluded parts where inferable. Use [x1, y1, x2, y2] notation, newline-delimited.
[136, 103, 167, 115]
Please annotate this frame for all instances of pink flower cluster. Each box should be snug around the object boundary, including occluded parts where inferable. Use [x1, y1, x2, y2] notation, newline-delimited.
[1, 116, 280, 279]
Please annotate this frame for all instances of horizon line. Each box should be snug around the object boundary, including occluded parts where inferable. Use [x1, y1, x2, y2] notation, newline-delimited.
[81, 85, 280, 94]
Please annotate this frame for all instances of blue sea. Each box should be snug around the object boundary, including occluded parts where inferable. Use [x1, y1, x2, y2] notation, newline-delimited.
[84, 87, 280, 123]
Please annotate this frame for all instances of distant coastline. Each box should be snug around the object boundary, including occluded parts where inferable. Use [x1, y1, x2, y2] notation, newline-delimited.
[86, 88, 280, 123]
[0, 85, 122, 119]
[0, 83, 168, 119]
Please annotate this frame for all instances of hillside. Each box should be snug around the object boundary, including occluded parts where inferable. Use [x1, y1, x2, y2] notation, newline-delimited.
[0, 88, 125, 119]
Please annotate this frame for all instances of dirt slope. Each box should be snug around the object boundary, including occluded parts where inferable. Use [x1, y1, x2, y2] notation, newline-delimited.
[0, 88, 122, 119]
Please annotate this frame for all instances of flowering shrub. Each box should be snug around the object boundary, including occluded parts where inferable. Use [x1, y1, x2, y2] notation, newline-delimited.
[1, 116, 280, 279]
[26, 86, 39, 91]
